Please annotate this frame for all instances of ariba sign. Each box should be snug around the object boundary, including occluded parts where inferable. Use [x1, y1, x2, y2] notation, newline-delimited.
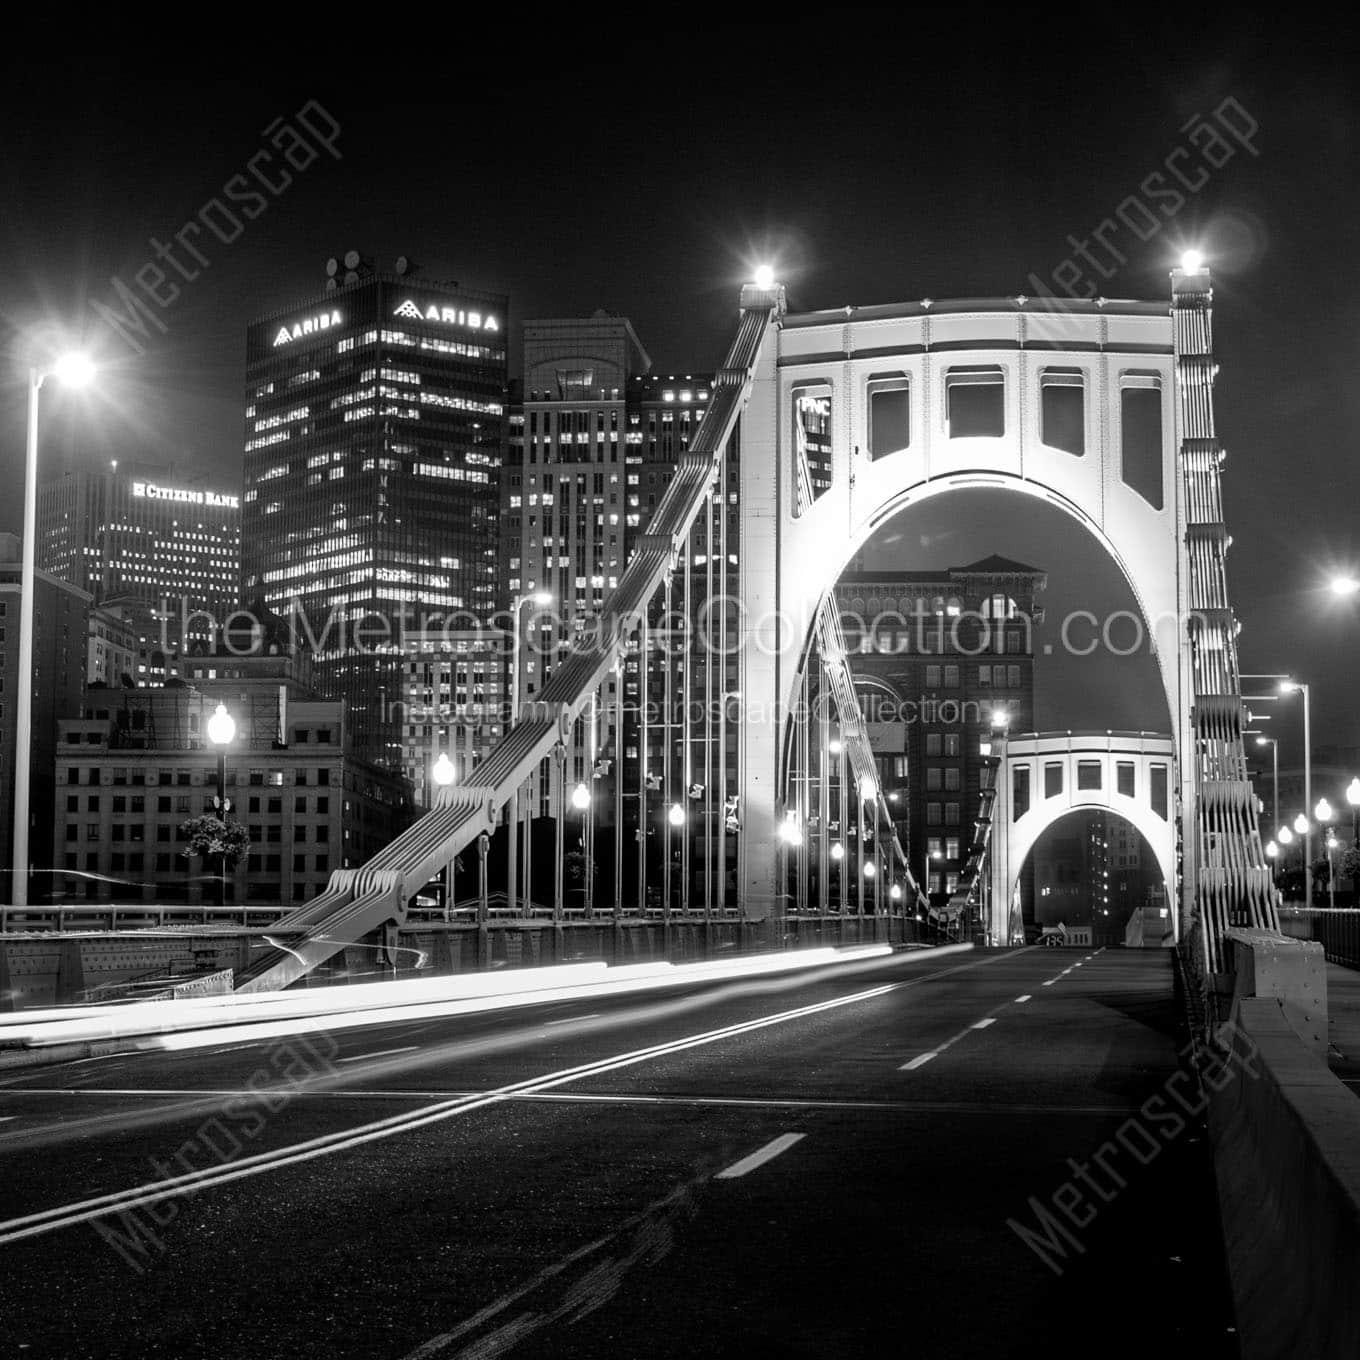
[272, 309, 343, 347]
[392, 298, 499, 332]
[132, 481, 240, 510]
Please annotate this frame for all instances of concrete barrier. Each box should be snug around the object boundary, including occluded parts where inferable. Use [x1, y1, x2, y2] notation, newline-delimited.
[1224, 928, 1327, 1056]
[1209, 996, 1360, 1360]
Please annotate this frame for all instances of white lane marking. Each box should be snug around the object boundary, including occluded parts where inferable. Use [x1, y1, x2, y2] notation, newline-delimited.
[336, 1046, 419, 1064]
[0, 1117, 16, 1124]
[0, 981, 897, 1248]
[715, 1132, 805, 1180]
[544, 1013, 600, 1026]
[972, 1018, 996, 1029]
[1015, 995, 1032, 1004]
[900, 1052, 938, 1071]
[1042, 980, 1056, 986]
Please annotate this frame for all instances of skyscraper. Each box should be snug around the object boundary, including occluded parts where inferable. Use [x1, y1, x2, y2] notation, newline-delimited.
[241, 260, 508, 768]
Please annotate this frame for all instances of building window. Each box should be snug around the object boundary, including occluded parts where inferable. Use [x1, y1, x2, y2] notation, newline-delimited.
[1044, 763, 1064, 798]
[943, 664, 960, 687]
[1121, 374, 1164, 509]
[1007, 665, 1022, 688]
[943, 733, 961, 758]
[866, 375, 910, 459]
[945, 837, 960, 860]
[944, 767, 961, 792]
[1150, 764, 1169, 820]
[927, 802, 942, 825]
[927, 768, 942, 792]
[1040, 369, 1085, 456]
[1077, 761, 1102, 790]
[1116, 762, 1136, 798]
[946, 366, 1005, 438]
[925, 665, 942, 688]
[791, 383, 833, 511]
[944, 803, 960, 826]
[925, 733, 942, 757]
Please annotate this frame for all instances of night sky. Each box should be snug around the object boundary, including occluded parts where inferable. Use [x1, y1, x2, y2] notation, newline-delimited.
[2, 22, 1356, 767]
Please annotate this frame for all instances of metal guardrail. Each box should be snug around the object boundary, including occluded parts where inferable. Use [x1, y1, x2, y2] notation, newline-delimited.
[1278, 908, 1360, 969]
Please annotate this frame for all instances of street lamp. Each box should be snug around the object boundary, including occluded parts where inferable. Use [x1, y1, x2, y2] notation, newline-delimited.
[507, 590, 553, 916]
[1280, 680, 1313, 904]
[571, 781, 591, 912]
[1317, 799, 1335, 908]
[1348, 778, 1360, 904]
[1329, 576, 1360, 597]
[12, 351, 96, 906]
[1278, 825, 1294, 846]
[1253, 735, 1279, 839]
[207, 703, 236, 907]
[432, 752, 456, 917]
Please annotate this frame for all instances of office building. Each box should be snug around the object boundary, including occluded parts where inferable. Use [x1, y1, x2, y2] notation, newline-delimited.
[53, 626, 411, 907]
[0, 534, 92, 899]
[836, 556, 1046, 904]
[37, 460, 240, 630]
[399, 627, 505, 805]
[241, 258, 508, 769]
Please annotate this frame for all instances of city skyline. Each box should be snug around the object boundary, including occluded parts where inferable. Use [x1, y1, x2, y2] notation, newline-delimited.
[2, 28, 1355, 769]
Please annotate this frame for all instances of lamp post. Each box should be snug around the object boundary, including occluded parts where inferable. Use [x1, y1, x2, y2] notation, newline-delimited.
[1326, 831, 1340, 911]
[1317, 798, 1335, 909]
[666, 801, 684, 917]
[12, 352, 95, 906]
[1281, 681, 1313, 904]
[1253, 735, 1279, 839]
[432, 752, 456, 919]
[1348, 777, 1360, 906]
[206, 703, 236, 907]
[571, 781, 591, 912]
[507, 590, 552, 917]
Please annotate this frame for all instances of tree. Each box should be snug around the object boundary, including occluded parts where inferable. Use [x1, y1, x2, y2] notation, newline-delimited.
[1342, 845, 1360, 900]
[181, 815, 251, 904]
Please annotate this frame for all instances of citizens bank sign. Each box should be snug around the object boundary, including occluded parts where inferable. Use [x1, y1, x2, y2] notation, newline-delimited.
[392, 298, 499, 332]
[272, 309, 343, 347]
[132, 481, 240, 510]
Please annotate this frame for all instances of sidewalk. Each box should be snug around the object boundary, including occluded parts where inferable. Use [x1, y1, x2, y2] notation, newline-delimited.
[1326, 962, 1360, 1095]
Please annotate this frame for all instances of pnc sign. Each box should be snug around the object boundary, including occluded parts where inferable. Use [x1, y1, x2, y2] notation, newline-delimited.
[133, 481, 240, 510]
[392, 298, 499, 332]
[272, 309, 343, 347]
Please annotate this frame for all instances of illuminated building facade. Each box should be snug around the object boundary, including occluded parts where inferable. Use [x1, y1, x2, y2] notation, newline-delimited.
[52, 639, 411, 907]
[36, 461, 241, 634]
[0, 534, 91, 900]
[836, 557, 1045, 906]
[241, 265, 508, 768]
[399, 628, 505, 805]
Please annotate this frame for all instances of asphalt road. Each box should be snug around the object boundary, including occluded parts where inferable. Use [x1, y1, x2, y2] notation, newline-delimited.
[0, 946, 1238, 1359]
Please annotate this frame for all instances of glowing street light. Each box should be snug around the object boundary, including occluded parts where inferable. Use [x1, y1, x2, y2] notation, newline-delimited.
[432, 752, 456, 787]
[753, 264, 776, 290]
[1278, 826, 1294, 846]
[571, 782, 591, 812]
[1316, 797, 1334, 825]
[890, 882, 902, 902]
[863, 861, 876, 879]
[1293, 813, 1310, 836]
[1265, 841, 1278, 859]
[207, 703, 236, 907]
[667, 802, 685, 828]
[1280, 680, 1314, 903]
[12, 350, 97, 906]
[779, 811, 802, 846]
[1180, 249, 1204, 274]
[1330, 576, 1360, 597]
[830, 842, 845, 862]
[507, 589, 554, 914]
